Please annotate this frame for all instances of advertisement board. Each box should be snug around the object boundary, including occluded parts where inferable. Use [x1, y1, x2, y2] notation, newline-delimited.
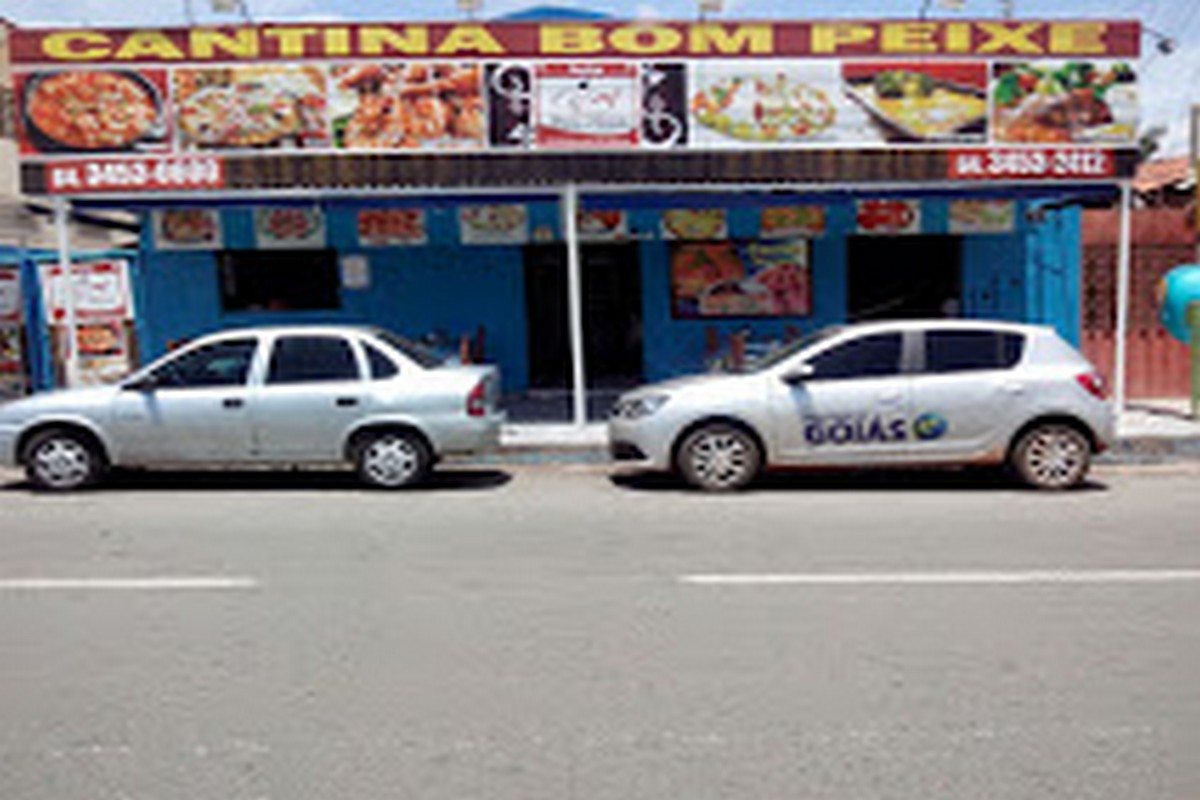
[671, 239, 811, 318]
[39, 260, 136, 323]
[6, 20, 1141, 194]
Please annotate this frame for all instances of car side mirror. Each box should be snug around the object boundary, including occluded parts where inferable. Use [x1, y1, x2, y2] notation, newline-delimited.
[124, 375, 159, 393]
[781, 363, 815, 385]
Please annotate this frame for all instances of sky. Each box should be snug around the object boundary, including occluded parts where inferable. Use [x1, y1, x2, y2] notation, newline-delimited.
[2, 0, 1197, 158]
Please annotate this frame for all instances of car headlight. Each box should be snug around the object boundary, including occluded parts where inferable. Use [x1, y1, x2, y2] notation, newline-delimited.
[612, 394, 669, 420]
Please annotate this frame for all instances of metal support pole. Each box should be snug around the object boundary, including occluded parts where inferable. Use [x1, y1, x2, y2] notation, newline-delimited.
[1113, 181, 1132, 414]
[53, 196, 80, 389]
[1188, 301, 1200, 420]
[562, 183, 588, 427]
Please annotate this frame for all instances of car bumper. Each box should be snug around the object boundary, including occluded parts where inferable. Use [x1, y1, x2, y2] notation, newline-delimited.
[0, 424, 19, 469]
[438, 412, 505, 455]
[607, 417, 675, 470]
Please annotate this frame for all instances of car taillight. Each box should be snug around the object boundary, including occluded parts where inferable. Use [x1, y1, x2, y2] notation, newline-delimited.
[466, 378, 488, 417]
[1076, 371, 1107, 400]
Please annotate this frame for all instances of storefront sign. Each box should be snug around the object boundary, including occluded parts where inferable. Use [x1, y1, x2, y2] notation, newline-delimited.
[10, 22, 1140, 65]
[535, 63, 639, 148]
[856, 199, 922, 235]
[254, 207, 326, 249]
[459, 204, 529, 245]
[153, 208, 223, 250]
[0, 269, 23, 324]
[39, 260, 135, 323]
[947, 148, 1116, 180]
[44, 157, 225, 194]
[948, 199, 1016, 233]
[760, 205, 826, 238]
[357, 209, 428, 246]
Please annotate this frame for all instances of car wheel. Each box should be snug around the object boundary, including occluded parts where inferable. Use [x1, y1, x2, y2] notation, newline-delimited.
[1010, 424, 1091, 490]
[355, 430, 431, 489]
[24, 429, 106, 492]
[676, 423, 762, 492]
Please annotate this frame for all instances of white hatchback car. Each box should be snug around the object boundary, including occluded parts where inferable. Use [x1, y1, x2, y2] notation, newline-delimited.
[0, 325, 503, 491]
[609, 321, 1114, 491]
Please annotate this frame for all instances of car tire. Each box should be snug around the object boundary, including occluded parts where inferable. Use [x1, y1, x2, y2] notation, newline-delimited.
[676, 423, 762, 492]
[354, 430, 431, 489]
[1010, 424, 1091, 490]
[23, 428, 106, 492]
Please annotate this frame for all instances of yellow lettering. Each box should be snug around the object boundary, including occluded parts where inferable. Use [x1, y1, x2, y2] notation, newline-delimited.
[688, 24, 773, 55]
[114, 31, 185, 60]
[1049, 22, 1107, 55]
[42, 31, 112, 61]
[189, 28, 259, 59]
[881, 22, 939, 53]
[435, 25, 504, 55]
[810, 23, 876, 54]
[323, 27, 351, 56]
[976, 22, 1043, 54]
[609, 25, 683, 55]
[263, 26, 319, 57]
[540, 24, 604, 54]
[944, 22, 972, 53]
[359, 25, 429, 55]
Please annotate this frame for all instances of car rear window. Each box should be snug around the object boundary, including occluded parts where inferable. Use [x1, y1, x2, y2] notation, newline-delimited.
[267, 336, 360, 384]
[923, 330, 1024, 373]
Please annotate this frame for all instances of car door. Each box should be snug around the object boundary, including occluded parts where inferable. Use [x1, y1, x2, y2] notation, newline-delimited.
[109, 337, 260, 464]
[907, 328, 1026, 460]
[769, 330, 913, 465]
[250, 333, 366, 461]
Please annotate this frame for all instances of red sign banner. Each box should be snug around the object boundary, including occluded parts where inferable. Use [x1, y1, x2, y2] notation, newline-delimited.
[9, 20, 1140, 65]
[947, 148, 1116, 180]
[44, 157, 225, 194]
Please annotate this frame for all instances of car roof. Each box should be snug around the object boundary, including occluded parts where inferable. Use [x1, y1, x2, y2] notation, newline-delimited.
[191, 324, 380, 343]
[831, 319, 1049, 337]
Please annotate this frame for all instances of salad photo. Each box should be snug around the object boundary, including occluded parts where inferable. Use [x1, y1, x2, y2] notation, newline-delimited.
[175, 67, 328, 150]
[991, 61, 1138, 144]
[688, 62, 845, 146]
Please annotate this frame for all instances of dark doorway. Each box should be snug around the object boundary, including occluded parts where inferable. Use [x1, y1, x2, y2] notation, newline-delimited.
[524, 244, 643, 390]
[847, 236, 963, 321]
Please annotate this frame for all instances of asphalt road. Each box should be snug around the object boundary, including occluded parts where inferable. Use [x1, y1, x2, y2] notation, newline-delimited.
[1, 463, 1199, 800]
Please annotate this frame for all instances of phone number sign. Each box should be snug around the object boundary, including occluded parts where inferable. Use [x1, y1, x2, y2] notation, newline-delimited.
[948, 149, 1115, 180]
[44, 157, 225, 194]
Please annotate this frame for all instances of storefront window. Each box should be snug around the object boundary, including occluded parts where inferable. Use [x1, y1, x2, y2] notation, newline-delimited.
[218, 250, 340, 313]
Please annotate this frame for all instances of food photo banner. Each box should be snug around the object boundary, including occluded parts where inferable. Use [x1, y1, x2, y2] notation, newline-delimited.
[8, 19, 1141, 194]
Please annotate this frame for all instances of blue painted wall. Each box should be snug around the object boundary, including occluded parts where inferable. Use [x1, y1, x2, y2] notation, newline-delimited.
[135, 195, 1080, 392]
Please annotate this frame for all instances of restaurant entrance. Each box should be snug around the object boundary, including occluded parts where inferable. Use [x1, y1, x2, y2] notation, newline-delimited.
[524, 243, 643, 390]
[847, 236, 963, 321]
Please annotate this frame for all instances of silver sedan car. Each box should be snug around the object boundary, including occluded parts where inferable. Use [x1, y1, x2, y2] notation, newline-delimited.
[609, 321, 1114, 491]
[0, 325, 503, 491]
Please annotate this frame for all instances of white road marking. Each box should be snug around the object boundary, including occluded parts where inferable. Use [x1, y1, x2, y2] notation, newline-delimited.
[680, 569, 1200, 586]
[0, 576, 260, 592]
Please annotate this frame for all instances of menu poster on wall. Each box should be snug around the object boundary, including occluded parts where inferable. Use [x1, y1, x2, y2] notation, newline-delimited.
[661, 208, 728, 240]
[949, 199, 1017, 234]
[760, 205, 826, 238]
[357, 209, 428, 246]
[153, 208, 223, 250]
[459, 204, 529, 245]
[0, 268, 22, 324]
[856, 199, 922, 235]
[0, 327, 24, 374]
[577, 210, 628, 242]
[255, 207, 327, 249]
[671, 239, 811, 318]
[77, 325, 132, 385]
[39, 260, 135, 323]
[535, 63, 640, 149]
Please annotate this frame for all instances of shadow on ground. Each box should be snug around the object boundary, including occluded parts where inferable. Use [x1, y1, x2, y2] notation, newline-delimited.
[2, 468, 513, 494]
[612, 468, 1108, 494]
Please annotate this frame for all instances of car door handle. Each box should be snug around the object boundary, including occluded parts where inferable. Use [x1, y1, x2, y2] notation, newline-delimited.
[222, 398, 245, 409]
[1003, 382, 1025, 395]
[335, 397, 359, 408]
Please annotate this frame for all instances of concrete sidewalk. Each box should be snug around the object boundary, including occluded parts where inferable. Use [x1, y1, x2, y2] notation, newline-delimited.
[494, 399, 1200, 465]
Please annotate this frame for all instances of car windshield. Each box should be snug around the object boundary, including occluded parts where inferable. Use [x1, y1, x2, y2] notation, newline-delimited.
[371, 329, 446, 369]
[738, 326, 844, 373]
